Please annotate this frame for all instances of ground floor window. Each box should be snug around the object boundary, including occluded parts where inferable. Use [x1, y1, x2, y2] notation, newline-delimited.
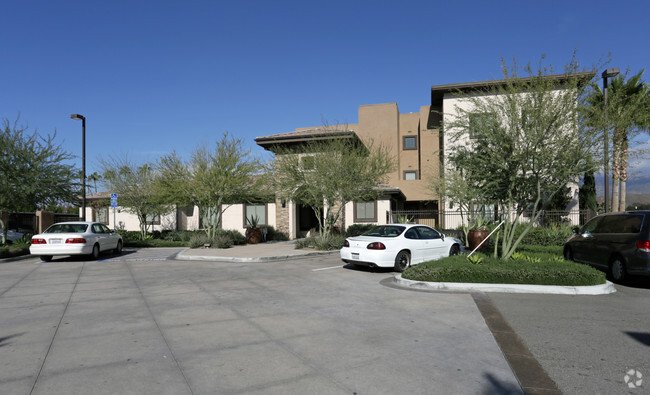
[93, 207, 109, 225]
[146, 214, 161, 225]
[354, 201, 377, 222]
[245, 204, 267, 226]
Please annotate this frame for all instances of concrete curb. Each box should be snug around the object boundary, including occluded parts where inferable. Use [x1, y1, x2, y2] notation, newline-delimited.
[0, 254, 34, 264]
[174, 248, 339, 262]
[394, 274, 617, 295]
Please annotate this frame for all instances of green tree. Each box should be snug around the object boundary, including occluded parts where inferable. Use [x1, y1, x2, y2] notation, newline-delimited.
[583, 69, 650, 212]
[272, 134, 394, 236]
[157, 133, 264, 239]
[0, 117, 79, 243]
[443, 56, 598, 260]
[430, 168, 489, 246]
[99, 157, 170, 239]
[578, 170, 598, 213]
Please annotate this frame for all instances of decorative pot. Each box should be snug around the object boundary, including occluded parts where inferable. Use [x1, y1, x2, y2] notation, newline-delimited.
[468, 229, 489, 251]
[246, 227, 262, 244]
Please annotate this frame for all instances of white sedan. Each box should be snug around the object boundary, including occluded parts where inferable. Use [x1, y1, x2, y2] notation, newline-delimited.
[340, 224, 463, 272]
[30, 222, 123, 262]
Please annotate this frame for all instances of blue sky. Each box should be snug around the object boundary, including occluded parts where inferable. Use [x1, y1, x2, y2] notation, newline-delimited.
[2, 0, 648, 191]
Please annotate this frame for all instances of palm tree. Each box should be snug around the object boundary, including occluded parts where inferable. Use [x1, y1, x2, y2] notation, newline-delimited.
[87, 172, 101, 193]
[584, 69, 650, 212]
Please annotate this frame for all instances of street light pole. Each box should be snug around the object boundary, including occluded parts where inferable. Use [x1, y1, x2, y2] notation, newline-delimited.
[70, 114, 86, 221]
[602, 68, 620, 213]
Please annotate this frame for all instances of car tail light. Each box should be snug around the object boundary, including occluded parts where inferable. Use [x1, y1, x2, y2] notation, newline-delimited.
[66, 238, 87, 244]
[31, 238, 46, 244]
[343, 240, 349, 248]
[367, 242, 386, 250]
[637, 240, 650, 252]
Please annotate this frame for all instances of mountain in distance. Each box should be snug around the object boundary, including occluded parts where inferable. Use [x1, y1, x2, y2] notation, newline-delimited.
[595, 175, 650, 205]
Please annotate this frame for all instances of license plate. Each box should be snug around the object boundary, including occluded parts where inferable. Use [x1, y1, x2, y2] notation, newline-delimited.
[50, 239, 62, 244]
[352, 253, 359, 259]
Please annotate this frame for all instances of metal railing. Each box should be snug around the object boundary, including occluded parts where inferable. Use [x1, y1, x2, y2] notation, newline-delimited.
[388, 209, 597, 229]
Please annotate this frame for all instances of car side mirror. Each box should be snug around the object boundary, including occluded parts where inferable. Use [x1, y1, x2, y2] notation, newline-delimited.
[572, 227, 579, 234]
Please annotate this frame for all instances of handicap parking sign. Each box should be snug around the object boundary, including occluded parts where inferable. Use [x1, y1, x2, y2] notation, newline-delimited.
[110, 193, 118, 207]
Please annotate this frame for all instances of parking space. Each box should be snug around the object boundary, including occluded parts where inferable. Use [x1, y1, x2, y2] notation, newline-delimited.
[0, 249, 521, 394]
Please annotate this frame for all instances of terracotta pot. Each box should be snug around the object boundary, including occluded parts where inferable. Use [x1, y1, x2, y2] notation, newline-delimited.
[468, 229, 489, 251]
[246, 227, 262, 244]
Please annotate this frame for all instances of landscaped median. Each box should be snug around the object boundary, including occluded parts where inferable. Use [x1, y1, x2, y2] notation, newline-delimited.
[397, 245, 615, 295]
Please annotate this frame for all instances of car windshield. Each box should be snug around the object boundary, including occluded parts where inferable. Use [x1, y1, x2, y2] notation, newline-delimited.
[362, 225, 405, 237]
[44, 224, 88, 233]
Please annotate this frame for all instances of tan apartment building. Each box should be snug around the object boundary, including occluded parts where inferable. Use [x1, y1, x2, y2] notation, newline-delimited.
[255, 102, 442, 238]
[255, 73, 592, 238]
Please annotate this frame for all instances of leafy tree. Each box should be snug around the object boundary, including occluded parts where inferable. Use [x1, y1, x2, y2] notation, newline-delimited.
[99, 157, 170, 239]
[443, 56, 598, 260]
[0, 117, 78, 243]
[272, 134, 394, 236]
[430, 168, 489, 246]
[578, 170, 598, 213]
[157, 133, 264, 239]
[583, 69, 650, 211]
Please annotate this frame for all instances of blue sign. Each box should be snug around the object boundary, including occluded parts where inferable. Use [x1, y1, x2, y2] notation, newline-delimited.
[110, 193, 118, 208]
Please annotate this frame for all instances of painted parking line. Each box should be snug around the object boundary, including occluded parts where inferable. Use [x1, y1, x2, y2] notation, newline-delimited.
[312, 265, 344, 272]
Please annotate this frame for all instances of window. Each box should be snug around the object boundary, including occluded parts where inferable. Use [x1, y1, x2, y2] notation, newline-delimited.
[93, 207, 109, 225]
[146, 214, 161, 225]
[403, 171, 417, 180]
[245, 204, 267, 226]
[469, 112, 496, 139]
[415, 226, 441, 240]
[403, 135, 417, 150]
[354, 201, 377, 222]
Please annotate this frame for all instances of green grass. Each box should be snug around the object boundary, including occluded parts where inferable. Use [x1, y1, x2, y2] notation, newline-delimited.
[402, 245, 606, 286]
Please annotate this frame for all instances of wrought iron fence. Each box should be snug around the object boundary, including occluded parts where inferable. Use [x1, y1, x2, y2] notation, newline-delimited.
[388, 209, 596, 229]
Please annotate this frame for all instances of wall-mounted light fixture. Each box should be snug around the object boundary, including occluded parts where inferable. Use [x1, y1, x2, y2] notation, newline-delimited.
[281, 199, 286, 208]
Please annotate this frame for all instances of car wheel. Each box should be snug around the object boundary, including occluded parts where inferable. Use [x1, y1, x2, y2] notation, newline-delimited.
[114, 240, 123, 254]
[449, 244, 460, 256]
[91, 244, 100, 260]
[40, 255, 53, 262]
[563, 247, 573, 261]
[394, 250, 410, 272]
[610, 257, 627, 282]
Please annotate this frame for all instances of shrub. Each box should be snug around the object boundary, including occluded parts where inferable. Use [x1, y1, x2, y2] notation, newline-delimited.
[295, 234, 345, 250]
[188, 232, 234, 249]
[519, 225, 574, 246]
[345, 224, 375, 237]
[264, 225, 289, 241]
[403, 248, 605, 286]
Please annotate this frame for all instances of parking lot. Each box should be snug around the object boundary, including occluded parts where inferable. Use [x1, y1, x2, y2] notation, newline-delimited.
[0, 249, 520, 394]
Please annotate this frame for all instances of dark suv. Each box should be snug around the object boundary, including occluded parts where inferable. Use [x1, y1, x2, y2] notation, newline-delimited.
[564, 211, 650, 282]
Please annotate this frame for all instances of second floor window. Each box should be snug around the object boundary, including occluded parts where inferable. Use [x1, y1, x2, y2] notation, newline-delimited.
[469, 112, 497, 139]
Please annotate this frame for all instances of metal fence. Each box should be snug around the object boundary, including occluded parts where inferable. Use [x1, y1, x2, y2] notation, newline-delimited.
[388, 209, 596, 229]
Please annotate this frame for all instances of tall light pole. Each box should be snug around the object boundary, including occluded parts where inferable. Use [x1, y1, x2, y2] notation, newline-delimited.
[70, 114, 87, 221]
[602, 68, 619, 213]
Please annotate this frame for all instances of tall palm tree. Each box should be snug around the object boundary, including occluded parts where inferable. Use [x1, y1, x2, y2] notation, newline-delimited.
[584, 69, 650, 211]
[87, 172, 101, 193]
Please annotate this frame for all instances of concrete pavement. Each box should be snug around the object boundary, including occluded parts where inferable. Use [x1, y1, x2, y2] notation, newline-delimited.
[1, 248, 528, 394]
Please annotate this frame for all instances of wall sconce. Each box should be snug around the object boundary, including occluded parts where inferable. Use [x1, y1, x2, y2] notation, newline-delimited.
[281, 199, 286, 208]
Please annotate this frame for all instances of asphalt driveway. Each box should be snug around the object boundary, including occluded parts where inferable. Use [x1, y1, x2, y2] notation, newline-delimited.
[0, 249, 520, 394]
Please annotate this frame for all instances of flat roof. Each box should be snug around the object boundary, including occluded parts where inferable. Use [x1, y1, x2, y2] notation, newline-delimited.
[255, 128, 356, 150]
[430, 71, 596, 104]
